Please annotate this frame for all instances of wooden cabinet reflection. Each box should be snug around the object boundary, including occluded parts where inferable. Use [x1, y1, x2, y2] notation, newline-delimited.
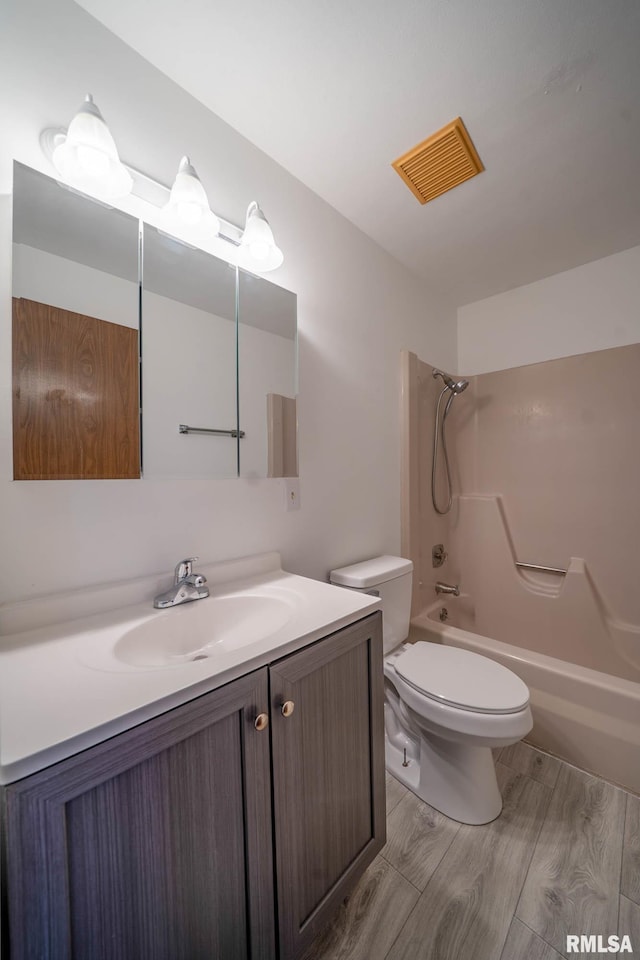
[12, 298, 140, 480]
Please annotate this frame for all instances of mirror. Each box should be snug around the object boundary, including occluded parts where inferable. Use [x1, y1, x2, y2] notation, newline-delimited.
[11, 161, 297, 481]
[12, 162, 140, 480]
[141, 226, 238, 478]
[238, 269, 298, 478]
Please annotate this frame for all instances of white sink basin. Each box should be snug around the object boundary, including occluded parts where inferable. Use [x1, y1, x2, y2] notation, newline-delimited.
[114, 594, 292, 667]
[1, 552, 382, 782]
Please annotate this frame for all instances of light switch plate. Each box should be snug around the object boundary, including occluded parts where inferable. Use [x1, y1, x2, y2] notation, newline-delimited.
[284, 479, 300, 511]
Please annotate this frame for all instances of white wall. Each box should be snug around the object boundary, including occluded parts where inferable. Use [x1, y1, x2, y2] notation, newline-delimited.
[457, 244, 640, 375]
[145, 291, 295, 479]
[13, 244, 138, 328]
[0, 0, 455, 605]
[143, 291, 237, 479]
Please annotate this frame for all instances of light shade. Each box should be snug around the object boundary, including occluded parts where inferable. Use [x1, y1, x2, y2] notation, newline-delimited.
[164, 156, 220, 235]
[51, 94, 133, 200]
[237, 202, 284, 272]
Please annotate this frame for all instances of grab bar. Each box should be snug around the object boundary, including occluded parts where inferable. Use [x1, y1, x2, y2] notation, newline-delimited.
[515, 561, 567, 576]
[179, 424, 245, 438]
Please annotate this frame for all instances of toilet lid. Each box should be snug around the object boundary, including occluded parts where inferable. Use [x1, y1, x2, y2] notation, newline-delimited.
[395, 643, 529, 714]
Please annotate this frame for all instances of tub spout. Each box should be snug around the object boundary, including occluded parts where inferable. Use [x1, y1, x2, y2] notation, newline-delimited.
[435, 581, 460, 597]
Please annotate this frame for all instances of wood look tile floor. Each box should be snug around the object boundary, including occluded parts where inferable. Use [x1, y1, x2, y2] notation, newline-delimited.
[303, 743, 639, 960]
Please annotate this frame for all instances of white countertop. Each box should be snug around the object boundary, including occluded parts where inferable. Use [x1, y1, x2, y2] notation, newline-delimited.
[0, 553, 380, 784]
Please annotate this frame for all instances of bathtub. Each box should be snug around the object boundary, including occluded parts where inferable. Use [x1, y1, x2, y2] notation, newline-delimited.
[411, 601, 640, 795]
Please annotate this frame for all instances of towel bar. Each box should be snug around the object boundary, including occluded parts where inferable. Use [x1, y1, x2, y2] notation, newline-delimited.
[179, 424, 245, 438]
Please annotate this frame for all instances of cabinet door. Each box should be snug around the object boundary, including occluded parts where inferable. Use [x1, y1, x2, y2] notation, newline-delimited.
[4, 670, 275, 960]
[270, 612, 385, 959]
[12, 297, 140, 480]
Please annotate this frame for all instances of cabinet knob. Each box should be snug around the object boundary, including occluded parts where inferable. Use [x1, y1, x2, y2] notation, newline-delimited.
[254, 713, 269, 732]
[281, 700, 295, 718]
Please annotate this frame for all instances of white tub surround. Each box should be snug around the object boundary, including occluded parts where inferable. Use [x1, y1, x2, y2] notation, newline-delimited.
[447, 496, 640, 683]
[0, 552, 380, 784]
[412, 604, 640, 796]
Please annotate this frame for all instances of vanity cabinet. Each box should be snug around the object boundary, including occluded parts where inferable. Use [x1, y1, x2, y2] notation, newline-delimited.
[3, 668, 275, 960]
[2, 611, 384, 960]
[270, 613, 385, 958]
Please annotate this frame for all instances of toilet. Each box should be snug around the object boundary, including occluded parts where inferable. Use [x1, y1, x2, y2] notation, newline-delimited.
[329, 556, 533, 825]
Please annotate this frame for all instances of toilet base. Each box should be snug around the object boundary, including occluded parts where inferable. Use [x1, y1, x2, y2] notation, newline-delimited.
[385, 731, 502, 825]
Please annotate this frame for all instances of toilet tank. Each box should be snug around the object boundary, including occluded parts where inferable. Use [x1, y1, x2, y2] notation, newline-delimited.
[329, 556, 413, 654]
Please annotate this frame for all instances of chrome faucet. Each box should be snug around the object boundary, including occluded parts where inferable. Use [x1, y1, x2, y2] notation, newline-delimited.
[153, 557, 210, 609]
[435, 581, 460, 597]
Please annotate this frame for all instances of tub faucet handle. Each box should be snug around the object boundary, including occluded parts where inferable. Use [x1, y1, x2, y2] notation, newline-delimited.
[432, 544, 448, 568]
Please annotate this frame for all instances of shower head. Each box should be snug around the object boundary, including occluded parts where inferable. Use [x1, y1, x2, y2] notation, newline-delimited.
[451, 378, 469, 394]
[433, 370, 469, 395]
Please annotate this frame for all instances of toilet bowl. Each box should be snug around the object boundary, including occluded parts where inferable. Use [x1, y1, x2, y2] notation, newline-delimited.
[384, 643, 532, 823]
[329, 556, 533, 825]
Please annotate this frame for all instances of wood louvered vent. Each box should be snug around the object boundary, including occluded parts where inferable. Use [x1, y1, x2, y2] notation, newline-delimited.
[392, 117, 484, 205]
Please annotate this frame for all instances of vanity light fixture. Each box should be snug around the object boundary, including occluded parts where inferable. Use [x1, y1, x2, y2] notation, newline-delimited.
[40, 98, 284, 272]
[46, 94, 133, 200]
[164, 156, 220, 235]
[237, 202, 284, 273]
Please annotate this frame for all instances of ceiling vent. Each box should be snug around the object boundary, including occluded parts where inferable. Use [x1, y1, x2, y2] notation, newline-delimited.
[392, 117, 484, 205]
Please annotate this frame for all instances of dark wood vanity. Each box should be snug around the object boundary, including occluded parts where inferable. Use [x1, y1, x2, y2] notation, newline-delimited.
[2, 612, 384, 960]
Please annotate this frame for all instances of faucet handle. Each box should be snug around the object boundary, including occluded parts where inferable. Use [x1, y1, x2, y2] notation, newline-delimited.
[174, 557, 199, 583]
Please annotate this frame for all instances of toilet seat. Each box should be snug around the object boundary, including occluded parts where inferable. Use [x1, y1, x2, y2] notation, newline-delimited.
[394, 643, 530, 715]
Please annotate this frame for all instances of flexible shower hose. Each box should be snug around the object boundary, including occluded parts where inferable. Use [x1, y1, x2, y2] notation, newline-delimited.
[431, 386, 456, 515]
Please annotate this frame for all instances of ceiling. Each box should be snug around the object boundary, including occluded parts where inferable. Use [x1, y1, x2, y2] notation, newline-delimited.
[75, 0, 640, 306]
